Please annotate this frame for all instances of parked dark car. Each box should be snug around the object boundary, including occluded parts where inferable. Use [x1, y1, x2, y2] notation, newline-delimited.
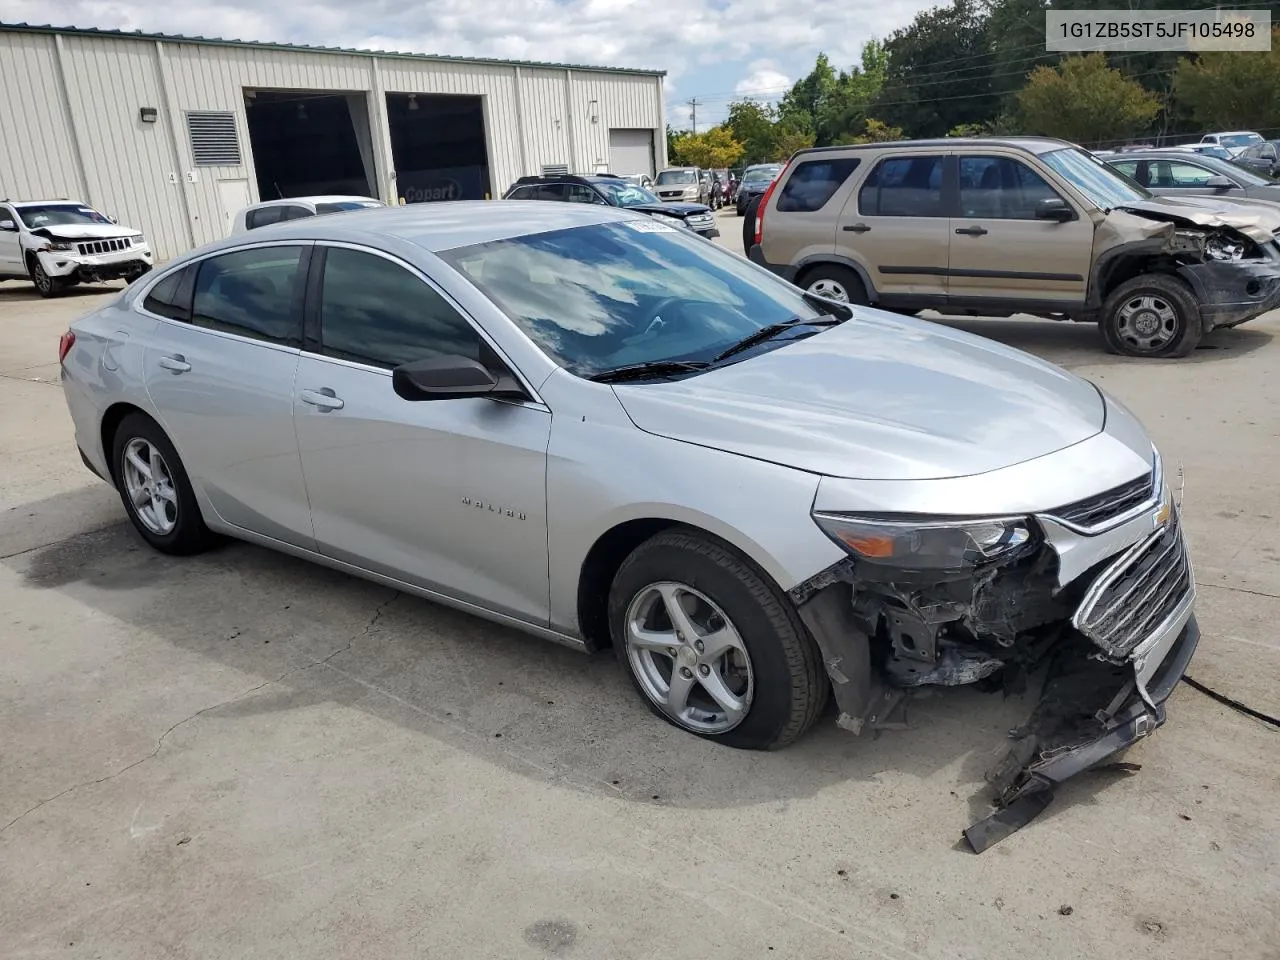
[1105, 151, 1280, 203]
[503, 174, 719, 238]
[734, 164, 783, 215]
[1233, 139, 1280, 177]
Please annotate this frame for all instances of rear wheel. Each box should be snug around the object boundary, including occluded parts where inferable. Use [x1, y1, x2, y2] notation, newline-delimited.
[1100, 274, 1202, 358]
[799, 263, 869, 306]
[609, 528, 827, 750]
[111, 413, 214, 555]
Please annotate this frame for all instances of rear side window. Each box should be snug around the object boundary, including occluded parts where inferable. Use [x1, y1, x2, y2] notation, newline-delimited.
[245, 206, 284, 230]
[776, 158, 861, 212]
[859, 156, 945, 217]
[277, 205, 314, 222]
[142, 267, 193, 322]
[318, 247, 482, 369]
[507, 186, 536, 199]
[192, 247, 304, 345]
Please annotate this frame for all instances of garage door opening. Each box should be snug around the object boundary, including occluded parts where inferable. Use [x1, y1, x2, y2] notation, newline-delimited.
[244, 90, 376, 201]
[609, 128, 655, 179]
[387, 93, 490, 202]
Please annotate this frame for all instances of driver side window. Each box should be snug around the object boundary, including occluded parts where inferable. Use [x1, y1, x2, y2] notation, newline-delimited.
[318, 247, 482, 370]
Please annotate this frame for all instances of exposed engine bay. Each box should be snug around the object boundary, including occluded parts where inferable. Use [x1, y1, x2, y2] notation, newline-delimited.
[789, 470, 1198, 852]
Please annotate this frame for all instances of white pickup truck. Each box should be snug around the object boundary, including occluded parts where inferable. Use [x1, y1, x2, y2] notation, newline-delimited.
[0, 199, 153, 297]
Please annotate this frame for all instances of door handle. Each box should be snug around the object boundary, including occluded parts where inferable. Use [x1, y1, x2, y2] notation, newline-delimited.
[299, 388, 344, 411]
[158, 354, 191, 373]
[955, 225, 989, 236]
[843, 223, 872, 233]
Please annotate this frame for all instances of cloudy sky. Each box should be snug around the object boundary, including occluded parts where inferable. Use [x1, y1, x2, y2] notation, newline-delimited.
[0, 0, 939, 127]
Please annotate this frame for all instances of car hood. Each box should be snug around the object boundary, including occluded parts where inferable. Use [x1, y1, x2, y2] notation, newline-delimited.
[628, 202, 710, 217]
[30, 224, 141, 241]
[611, 311, 1105, 481]
[1115, 195, 1280, 241]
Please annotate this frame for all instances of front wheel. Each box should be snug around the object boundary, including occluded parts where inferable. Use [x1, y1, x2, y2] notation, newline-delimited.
[1100, 274, 1202, 358]
[609, 528, 828, 750]
[30, 260, 67, 298]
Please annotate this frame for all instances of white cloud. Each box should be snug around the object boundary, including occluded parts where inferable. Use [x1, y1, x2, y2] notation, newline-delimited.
[734, 59, 790, 98]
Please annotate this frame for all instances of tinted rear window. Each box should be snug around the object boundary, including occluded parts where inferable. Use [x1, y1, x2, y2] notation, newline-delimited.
[858, 156, 945, 217]
[143, 267, 192, 321]
[776, 158, 861, 212]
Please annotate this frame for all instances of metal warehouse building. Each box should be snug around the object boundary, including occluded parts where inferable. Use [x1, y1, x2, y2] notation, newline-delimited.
[0, 23, 666, 259]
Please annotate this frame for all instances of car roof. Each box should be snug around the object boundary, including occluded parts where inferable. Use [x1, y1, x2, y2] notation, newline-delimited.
[8, 199, 90, 207]
[794, 136, 1074, 157]
[203, 201, 643, 255]
[246, 195, 380, 209]
[1103, 150, 1231, 164]
[1204, 130, 1259, 136]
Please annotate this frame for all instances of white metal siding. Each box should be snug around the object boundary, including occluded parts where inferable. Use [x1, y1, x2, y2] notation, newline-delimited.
[0, 27, 663, 258]
[0, 34, 86, 206]
[608, 129, 655, 178]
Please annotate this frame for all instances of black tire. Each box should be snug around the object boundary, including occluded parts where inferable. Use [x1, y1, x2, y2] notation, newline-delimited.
[796, 263, 869, 306]
[608, 527, 828, 750]
[127, 265, 153, 285]
[1100, 273, 1202, 358]
[29, 259, 67, 298]
[110, 412, 214, 555]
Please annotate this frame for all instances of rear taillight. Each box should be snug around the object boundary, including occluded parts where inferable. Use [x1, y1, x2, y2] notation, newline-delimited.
[753, 160, 790, 247]
[58, 330, 75, 364]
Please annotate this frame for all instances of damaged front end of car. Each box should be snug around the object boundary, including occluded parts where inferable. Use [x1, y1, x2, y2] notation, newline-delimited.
[1100, 202, 1280, 329]
[789, 452, 1198, 852]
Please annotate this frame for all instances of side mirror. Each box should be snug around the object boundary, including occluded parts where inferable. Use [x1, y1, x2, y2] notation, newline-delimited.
[1205, 175, 1238, 190]
[1035, 197, 1074, 222]
[0, 220, 16, 232]
[392, 355, 525, 402]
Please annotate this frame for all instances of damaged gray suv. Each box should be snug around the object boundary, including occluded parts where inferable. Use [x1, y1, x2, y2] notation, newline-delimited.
[60, 202, 1196, 850]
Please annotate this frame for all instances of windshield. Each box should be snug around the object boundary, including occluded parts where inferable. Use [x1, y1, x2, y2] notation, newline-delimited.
[743, 167, 780, 183]
[440, 221, 823, 377]
[595, 181, 661, 207]
[656, 170, 697, 185]
[315, 200, 383, 214]
[1222, 133, 1263, 148]
[1041, 147, 1149, 207]
[1199, 157, 1274, 185]
[15, 204, 112, 228]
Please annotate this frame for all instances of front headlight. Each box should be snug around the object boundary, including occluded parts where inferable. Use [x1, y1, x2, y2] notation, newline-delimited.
[811, 513, 1032, 570]
[42, 241, 76, 252]
[132, 235, 147, 247]
[1205, 235, 1246, 261]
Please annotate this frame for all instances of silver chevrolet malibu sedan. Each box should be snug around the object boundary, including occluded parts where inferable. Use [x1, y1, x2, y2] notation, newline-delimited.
[60, 202, 1198, 847]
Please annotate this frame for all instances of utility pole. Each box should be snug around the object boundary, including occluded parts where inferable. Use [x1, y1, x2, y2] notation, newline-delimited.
[688, 97, 699, 133]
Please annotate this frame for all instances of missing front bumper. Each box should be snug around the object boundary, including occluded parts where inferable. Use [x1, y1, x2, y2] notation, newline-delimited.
[964, 614, 1200, 853]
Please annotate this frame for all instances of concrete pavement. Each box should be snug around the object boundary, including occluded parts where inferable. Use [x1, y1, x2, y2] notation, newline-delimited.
[2, 255, 1278, 959]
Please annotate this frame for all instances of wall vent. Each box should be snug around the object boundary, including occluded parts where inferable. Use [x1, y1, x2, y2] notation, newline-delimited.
[187, 111, 242, 166]
[540, 163, 570, 176]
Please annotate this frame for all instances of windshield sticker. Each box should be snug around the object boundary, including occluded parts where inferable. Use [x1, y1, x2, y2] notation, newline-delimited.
[625, 219, 678, 233]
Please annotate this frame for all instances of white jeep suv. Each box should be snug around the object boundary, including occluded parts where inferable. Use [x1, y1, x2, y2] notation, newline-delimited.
[0, 199, 153, 297]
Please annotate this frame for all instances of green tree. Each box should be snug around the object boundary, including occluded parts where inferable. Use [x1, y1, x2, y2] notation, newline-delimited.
[725, 100, 780, 166]
[1175, 29, 1280, 132]
[671, 126, 745, 169]
[1016, 53, 1160, 145]
[666, 126, 690, 164]
[772, 124, 816, 160]
[873, 0, 997, 138]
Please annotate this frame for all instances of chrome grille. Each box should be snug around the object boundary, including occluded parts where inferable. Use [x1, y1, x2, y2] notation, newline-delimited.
[1047, 471, 1154, 531]
[77, 238, 131, 255]
[1074, 510, 1191, 659]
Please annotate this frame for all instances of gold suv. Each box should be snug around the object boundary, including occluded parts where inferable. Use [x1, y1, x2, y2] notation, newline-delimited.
[747, 137, 1280, 358]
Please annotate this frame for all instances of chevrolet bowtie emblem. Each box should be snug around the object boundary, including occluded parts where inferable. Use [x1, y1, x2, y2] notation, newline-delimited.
[1154, 499, 1172, 529]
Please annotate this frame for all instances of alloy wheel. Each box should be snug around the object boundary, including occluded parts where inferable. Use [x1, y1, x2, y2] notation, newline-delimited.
[121, 437, 179, 535]
[623, 581, 754, 734]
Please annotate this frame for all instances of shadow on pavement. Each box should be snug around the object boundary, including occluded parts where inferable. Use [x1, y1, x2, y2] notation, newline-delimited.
[926, 313, 1274, 368]
[5, 509, 1042, 824]
[0, 281, 125, 302]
